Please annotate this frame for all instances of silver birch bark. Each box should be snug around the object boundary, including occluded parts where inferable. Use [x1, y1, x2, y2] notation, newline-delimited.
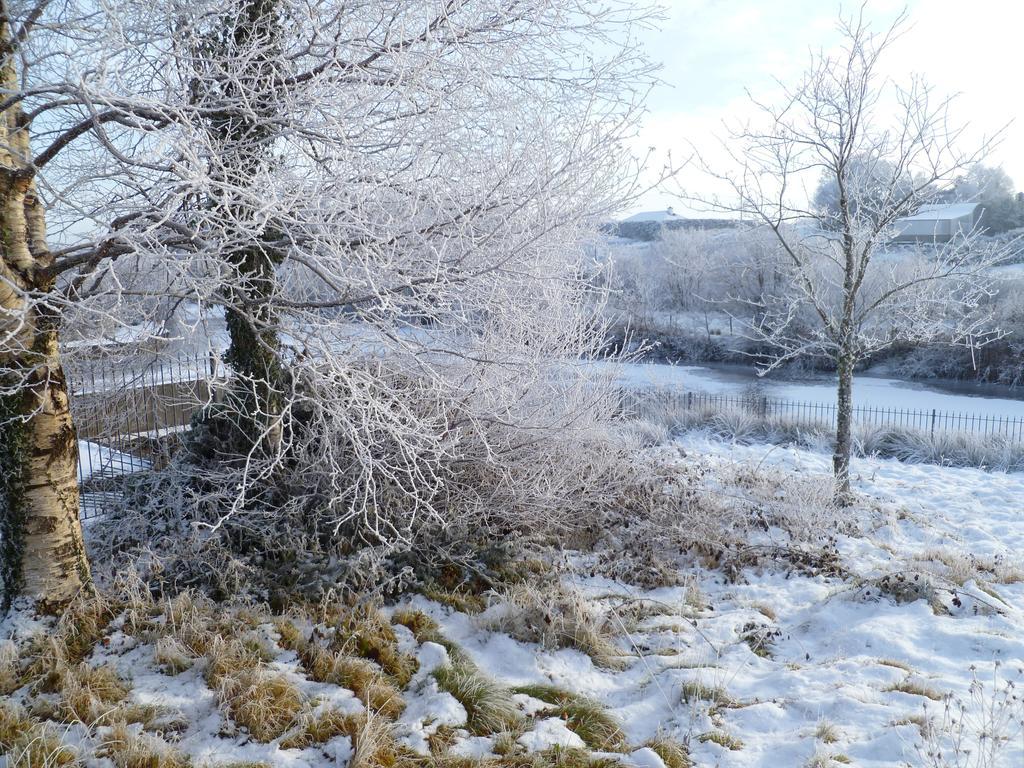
[0, 5, 89, 609]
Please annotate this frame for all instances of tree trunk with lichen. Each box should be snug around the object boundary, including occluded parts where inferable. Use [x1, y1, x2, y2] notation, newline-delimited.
[0, 19, 89, 610]
[197, 0, 285, 458]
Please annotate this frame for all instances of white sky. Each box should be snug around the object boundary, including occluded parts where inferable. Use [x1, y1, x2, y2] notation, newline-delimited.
[628, 0, 1024, 216]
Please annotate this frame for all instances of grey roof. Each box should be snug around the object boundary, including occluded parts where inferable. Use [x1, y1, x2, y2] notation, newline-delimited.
[898, 203, 981, 222]
[622, 208, 684, 223]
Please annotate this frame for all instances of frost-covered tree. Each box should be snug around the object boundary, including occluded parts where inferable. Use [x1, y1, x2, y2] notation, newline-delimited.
[1, 0, 659, 605]
[686, 10, 1011, 500]
[811, 156, 914, 230]
[954, 165, 1024, 234]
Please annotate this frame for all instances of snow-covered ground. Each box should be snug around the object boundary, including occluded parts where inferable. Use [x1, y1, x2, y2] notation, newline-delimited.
[7, 434, 1022, 767]
[393, 436, 1024, 767]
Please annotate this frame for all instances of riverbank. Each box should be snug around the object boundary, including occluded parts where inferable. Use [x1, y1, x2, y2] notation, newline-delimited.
[610, 361, 1024, 421]
[607, 319, 1024, 391]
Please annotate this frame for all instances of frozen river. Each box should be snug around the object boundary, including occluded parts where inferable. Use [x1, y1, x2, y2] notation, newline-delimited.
[612, 361, 1024, 421]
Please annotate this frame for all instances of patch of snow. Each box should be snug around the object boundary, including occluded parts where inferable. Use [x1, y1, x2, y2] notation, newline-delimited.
[518, 717, 587, 751]
[415, 641, 451, 678]
[623, 747, 667, 768]
[449, 735, 496, 758]
[397, 676, 467, 754]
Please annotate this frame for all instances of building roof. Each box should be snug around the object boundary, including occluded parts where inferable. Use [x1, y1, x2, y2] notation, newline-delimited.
[898, 203, 981, 222]
[621, 207, 684, 223]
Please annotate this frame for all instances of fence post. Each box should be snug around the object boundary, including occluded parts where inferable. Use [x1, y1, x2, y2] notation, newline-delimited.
[686, 391, 693, 410]
[930, 408, 936, 438]
[760, 395, 768, 418]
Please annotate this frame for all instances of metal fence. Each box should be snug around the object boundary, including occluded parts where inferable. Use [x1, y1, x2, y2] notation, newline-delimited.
[66, 353, 1024, 520]
[622, 387, 1024, 443]
[67, 350, 223, 519]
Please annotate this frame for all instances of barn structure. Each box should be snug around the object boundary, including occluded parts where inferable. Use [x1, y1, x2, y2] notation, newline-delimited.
[892, 203, 983, 242]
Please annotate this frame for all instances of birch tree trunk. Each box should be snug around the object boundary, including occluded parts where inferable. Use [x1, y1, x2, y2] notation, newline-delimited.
[0, 16, 89, 609]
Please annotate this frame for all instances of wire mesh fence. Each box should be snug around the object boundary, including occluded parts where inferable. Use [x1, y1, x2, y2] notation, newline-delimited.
[620, 387, 1024, 443]
[67, 350, 224, 519]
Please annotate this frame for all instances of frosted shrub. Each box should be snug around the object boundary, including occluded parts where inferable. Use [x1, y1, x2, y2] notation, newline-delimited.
[94, 357, 656, 599]
[589, 447, 852, 586]
[709, 408, 762, 443]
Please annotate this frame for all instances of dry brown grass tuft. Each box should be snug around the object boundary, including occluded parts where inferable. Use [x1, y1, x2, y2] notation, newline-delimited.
[56, 593, 120, 663]
[204, 637, 267, 689]
[20, 634, 72, 694]
[116, 576, 161, 638]
[215, 666, 304, 742]
[645, 735, 693, 768]
[679, 681, 738, 708]
[346, 710, 423, 768]
[391, 609, 440, 642]
[305, 645, 405, 718]
[0, 639, 19, 695]
[526, 746, 624, 768]
[153, 637, 195, 675]
[4, 719, 79, 768]
[273, 619, 307, 652]
[814, 720, 839, 744]
[55, 663, 131, 724]
[876, 658, 913, 673]
[697, 730, 743, 751]
[282, 624, 406, 719]
[433, 657, 521, 737]
[97, 722, 190, 768]
[156, 591, 218, 656]
[512, 685, 626, 752]
[330, 606, 419, 687]
[884, 677, 945, 702]
[425, 724, 460, 756]
[891, 713, 932, 738]
[915, 548, 979, 586]
[421, 585, 487, 615]
[0, 701, 36, 751]
[211, 606, 262, 636]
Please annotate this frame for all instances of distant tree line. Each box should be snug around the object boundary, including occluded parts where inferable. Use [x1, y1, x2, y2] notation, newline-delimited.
[608, 218, 738, 242]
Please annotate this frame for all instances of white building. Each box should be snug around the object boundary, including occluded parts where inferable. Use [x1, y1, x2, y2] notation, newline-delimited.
[892, 203, 982, 242]
[621, 207, 684, 224]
